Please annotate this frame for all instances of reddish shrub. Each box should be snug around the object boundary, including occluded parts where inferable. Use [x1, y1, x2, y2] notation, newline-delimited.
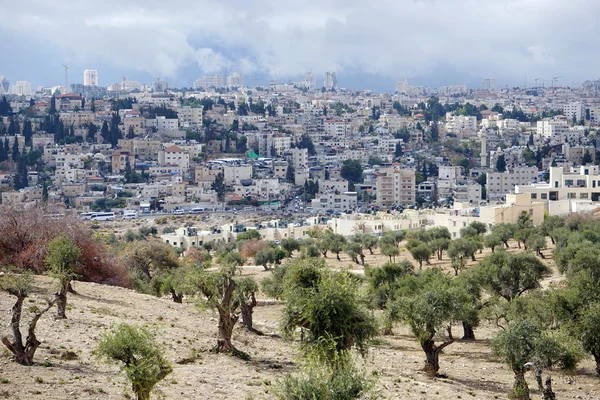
[0, 207, 130, 287]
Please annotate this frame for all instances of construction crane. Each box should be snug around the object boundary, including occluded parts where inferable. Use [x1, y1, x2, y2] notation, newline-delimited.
[534, 78, 540, 88]
[552, 76, 562, 88]
[62, 64, 68, 93]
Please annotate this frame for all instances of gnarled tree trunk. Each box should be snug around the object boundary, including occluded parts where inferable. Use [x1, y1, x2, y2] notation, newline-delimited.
[214, 277, 239, 353]
[1, 290, 55, 366]
[421, 337, 453, 377]
[461, 322, 475, 340]
[55, 279, 69, 319]
[170, 289, 183, 303]
[593, 353, 600, 377]
[542, 376, 556, 400]
[241, 291, 262, 335]
[511, 369, 530, 400]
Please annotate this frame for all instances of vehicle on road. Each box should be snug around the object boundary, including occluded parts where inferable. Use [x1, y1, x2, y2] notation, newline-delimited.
[90, 212, 116, 221]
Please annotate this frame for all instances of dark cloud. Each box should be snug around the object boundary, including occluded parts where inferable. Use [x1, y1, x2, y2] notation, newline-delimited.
[1, 0, 597, 89]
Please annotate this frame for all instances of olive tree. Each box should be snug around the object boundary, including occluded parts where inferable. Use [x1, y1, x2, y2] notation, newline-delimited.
[0, 273, 56, 365]
[490, 223, 516, 248]
[365, 261, 414, 334]
[185, 266, 245, 355]
[281, 259, 378, 366]
[390, 269, 463, 376]
[408, 242, 431, 270]
[96, 324, 172, 400]
[447, 237, 481, 275]
[45, 235, 82, 318]
[235, 277, 261, 334]
[492, 319, 581, 400]
[477, 250, 550, 302]
[124, 241, 180, 301]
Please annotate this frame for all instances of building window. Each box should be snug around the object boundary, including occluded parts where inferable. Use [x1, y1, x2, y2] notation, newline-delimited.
[531, 193, 537, 199]
[541, 193, 548, 200]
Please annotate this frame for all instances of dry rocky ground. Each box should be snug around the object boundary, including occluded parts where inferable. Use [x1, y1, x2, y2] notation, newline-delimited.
[1, 238, 599, 399]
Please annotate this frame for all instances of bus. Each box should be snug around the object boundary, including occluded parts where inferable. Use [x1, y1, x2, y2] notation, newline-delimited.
[90, 212, 116, 221]
[122, 210, 139, 219]
[190, 207, 205, 214]
[79, 212, 94, 220]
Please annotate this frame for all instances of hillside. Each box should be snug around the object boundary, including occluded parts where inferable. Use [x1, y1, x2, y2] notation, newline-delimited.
[1, 257, 599, 400]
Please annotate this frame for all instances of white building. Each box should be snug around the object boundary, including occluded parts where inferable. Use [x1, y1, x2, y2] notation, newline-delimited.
[158, 145, 190, 170]
[324, 119, 346, 137]
[226, 72, 245, 87]
[83, 69, 98, 86]
[156, 116, 179, 133]
[194, 74, 224, 89]
[445, 113, 478, 137]
[536, 118, 568, 138]
[563, 102, 584, 122]
[311, 192, 358, 211]
[10, 81, 32, 95]
[324, 72, 338, 89]
[516, 166, 600, 203]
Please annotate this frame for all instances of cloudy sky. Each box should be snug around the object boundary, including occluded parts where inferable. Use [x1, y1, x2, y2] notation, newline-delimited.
[0, 0, 597, 91]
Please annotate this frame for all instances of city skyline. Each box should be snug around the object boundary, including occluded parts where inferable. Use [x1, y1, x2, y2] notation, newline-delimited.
[1, 0, 599, 91]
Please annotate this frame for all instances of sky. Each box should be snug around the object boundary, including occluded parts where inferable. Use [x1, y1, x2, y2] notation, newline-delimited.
[0, 0, 598, 92]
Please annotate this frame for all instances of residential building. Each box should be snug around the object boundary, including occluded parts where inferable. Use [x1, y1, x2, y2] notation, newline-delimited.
[156, 116, 179, 133]
[111, 150, 135, 172]
[376, 167, 416, 206]
[83, 69, 98, 86]
[536, 118, 568, 138]
[324, 72, 337, 89]
[158, 145, 190, 170]
[564, 102, 584, 122]
[226, 72, 245, 87]
[516, 166, 600, 203]
[177, 106, 203, 128]
[194, 74, 224, 89]
[311, 192, 358, 211]
[10, 81, 32, 95]
[487, 167, 539, 200]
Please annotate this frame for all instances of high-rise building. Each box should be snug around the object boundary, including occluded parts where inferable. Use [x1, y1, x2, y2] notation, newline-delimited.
[194, 74, 225, 89]
[0, 76, 9, 94]
[324, 72, 337, 90]
[304, 72, 316, 90]
[226, 72, 245, 87]
[83, 69, 98, 86]
[10, 81, 32, 95]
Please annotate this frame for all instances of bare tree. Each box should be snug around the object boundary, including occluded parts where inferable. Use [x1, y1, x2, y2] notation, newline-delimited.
[0, 273, 55, 365]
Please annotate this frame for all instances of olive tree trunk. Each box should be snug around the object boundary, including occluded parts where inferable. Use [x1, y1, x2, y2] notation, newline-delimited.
[241, 291, 262, 335]
[461, 322, 475, 340]
[511, 369, 530, 400]
[170, 289, 183, 304]
[421, 338, 453, 376]
[542, 376, 556, 400]
[594, 353, 600, 377]
[55, 279, 69, 319]
[1, 290, 55, 366]
[214, 278, 239, 353]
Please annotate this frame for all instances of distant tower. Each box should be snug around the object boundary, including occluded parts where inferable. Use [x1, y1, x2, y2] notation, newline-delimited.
[83, 69, 98, 86]
[324, 72, 337, 89]
[481, 132, 488, 167]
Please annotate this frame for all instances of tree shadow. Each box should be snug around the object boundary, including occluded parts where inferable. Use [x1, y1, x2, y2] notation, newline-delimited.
[442, 376, 511, 395]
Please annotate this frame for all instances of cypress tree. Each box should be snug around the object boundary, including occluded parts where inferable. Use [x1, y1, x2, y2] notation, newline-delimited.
[11, 136, 19, 162]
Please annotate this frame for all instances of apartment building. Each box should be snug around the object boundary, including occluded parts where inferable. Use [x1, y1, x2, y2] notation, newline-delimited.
[311, 192, 358, 211]
[445, 113, 477, 137]
[376, 167, 416, 206]
[111, 150, 135, 172]
[59, 111, 95, 127]
[516, 166, 600, 202]
[564, 102, 584, 122]
[536, 118, 568, 138]
[118, 138, 162, 160]
[487, 167, 539, 200]
[158, 145, 190, 170]
[177, 106, 203, 128]
[324, 119, 346, 137]
[122, 111, 145, 136]
[156, 116, 179, 133]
